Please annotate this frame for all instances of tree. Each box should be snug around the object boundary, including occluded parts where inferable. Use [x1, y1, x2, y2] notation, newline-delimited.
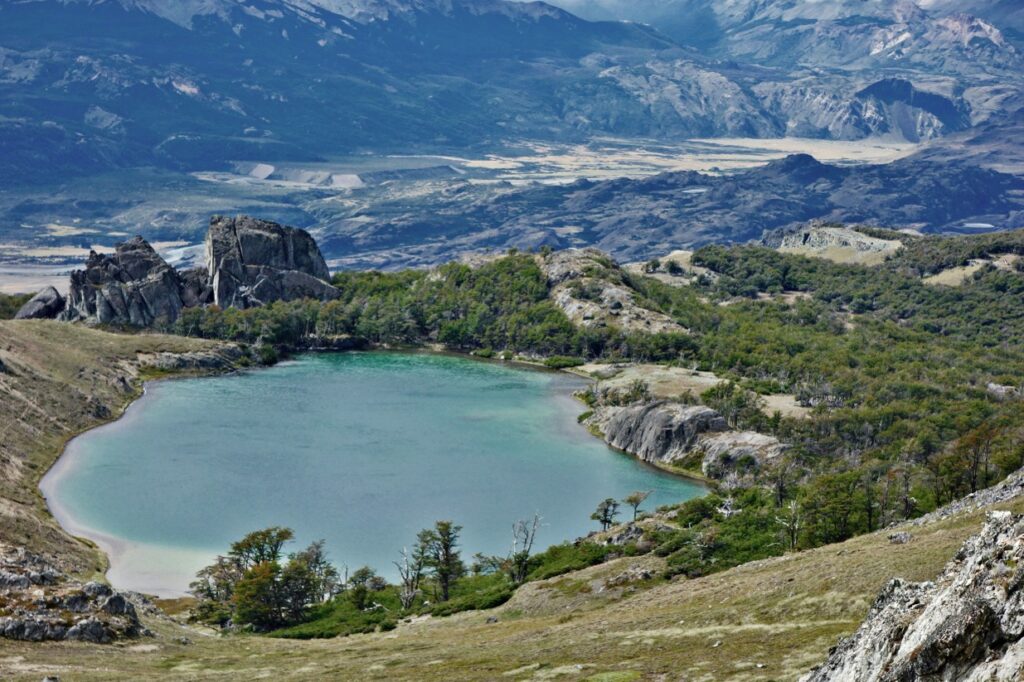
[591, 498, 620, 531]
[506, 515, 541, 585]
[229, 527, 295, 570]
[775, 500, 802, 552]
[289, 540, 340, 603]
[394, 547, 425, 610]
[233, 561, 282, 630]
[189, 556, 242, 625]
[623, 490, 652, 521]
[476, 515, 543, 585]
[192, 528, 340, 631]
[418, 521, 465, 602]
[347, 566, 385, 610]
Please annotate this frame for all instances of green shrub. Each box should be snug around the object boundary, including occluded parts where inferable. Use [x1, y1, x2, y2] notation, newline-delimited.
[544, 356, 585, 369]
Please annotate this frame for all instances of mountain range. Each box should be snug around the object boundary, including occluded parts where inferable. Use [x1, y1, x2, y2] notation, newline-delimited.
[3, 0, 1022, 188]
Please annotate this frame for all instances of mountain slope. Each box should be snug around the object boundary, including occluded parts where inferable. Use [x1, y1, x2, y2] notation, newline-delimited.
[319, 154, 1024, 268]
[3, 0, 1014, 189]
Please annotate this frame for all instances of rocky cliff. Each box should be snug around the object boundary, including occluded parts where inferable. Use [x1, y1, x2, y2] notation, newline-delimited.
[590, 401, 787, 481]
[59, 237, 186, 327]
[764, 224, 904, 265]
[205, 215, 340, 309]
[804, 511, 1024, 681]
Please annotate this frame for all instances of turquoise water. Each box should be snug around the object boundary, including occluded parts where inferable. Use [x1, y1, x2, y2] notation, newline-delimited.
[43, 352, 703, 595]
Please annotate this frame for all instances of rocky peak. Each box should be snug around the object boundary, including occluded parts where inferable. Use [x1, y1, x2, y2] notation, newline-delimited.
[804, 511, 1024, 681]
[60, 236, 185, 327]
[205, 215, 340, 309]
[538, 249, 687, 334]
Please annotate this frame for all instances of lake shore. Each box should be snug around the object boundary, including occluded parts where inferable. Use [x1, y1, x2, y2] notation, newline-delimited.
[38, 348, 705, 597]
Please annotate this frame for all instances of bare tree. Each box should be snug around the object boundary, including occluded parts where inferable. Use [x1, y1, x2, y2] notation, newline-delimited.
[776, 499, 802, 552]
[507, 515, 542, 585]
[622, 490, 652, 521]
[394, 547, 424, 610]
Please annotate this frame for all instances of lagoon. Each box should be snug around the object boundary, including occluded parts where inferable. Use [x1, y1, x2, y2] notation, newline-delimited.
[42, 352, 703, 596]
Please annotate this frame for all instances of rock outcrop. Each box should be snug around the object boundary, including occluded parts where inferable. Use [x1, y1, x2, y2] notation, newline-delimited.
[804, 511, 1024, 682]
[38, 215, 341, 326]
[590, 401, 786, 481]
[205, 215, 340, 309]
[600, 402, 728, 463]
[699, 431, 789, 481]
[539, 249, 686, 335]
[59, 237, 185, 326]
[764, 224, 903, 265]
[0, 544, 147, 643]
[14, 286, 65, 320]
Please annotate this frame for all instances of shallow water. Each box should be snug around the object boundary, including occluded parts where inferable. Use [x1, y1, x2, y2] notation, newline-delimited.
[42, 352, 703, 596]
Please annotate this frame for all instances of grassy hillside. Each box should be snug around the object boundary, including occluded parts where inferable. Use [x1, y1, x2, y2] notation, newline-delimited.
[1, 491, 1019, 680]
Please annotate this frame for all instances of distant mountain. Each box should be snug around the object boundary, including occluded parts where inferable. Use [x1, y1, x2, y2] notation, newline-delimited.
[320, 154, 1024, 268]
[547, 0, 1024, 72]
[0, 0, 677, 184]
[2, 0, 1010, 188]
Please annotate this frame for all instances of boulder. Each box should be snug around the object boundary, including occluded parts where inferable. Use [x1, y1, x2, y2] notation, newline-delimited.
[803, 512, 1024, 681]
[65, 617, 112, 644]
[179, 267, 213, 308]
[14, 286, 65, 319]
[205, 215, 340, 309]
[60, 237, 184, 326]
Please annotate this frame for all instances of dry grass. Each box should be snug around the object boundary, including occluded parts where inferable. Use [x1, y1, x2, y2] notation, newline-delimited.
[923, 254, 1022, 287]
[574, 363, 810, 419]
[1, 496, 1016, 681]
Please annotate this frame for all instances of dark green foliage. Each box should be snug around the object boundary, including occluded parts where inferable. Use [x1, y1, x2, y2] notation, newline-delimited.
[0, 293, 31, 320]
[417, 521, 465, 602]
[271, 585, 402, 639]
[191, 528, 338, 632]
[656, 490, 785, 579]
[169, 255, 696, 363]
[527, 542, 619, 581]
[428, 574, 514, 617]
[590, 498, 620, 530]
[544, 356, 585, 369]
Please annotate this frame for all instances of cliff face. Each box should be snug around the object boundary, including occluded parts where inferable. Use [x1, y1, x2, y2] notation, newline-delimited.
[205, 215, 339, 309]
[804, 511, 1024, 682]
[591, 402, 786, 481]
[599, 402, 727, 463]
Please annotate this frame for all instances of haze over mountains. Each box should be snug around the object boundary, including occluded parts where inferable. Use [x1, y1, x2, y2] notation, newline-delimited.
[2, 0, 1023, 270]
